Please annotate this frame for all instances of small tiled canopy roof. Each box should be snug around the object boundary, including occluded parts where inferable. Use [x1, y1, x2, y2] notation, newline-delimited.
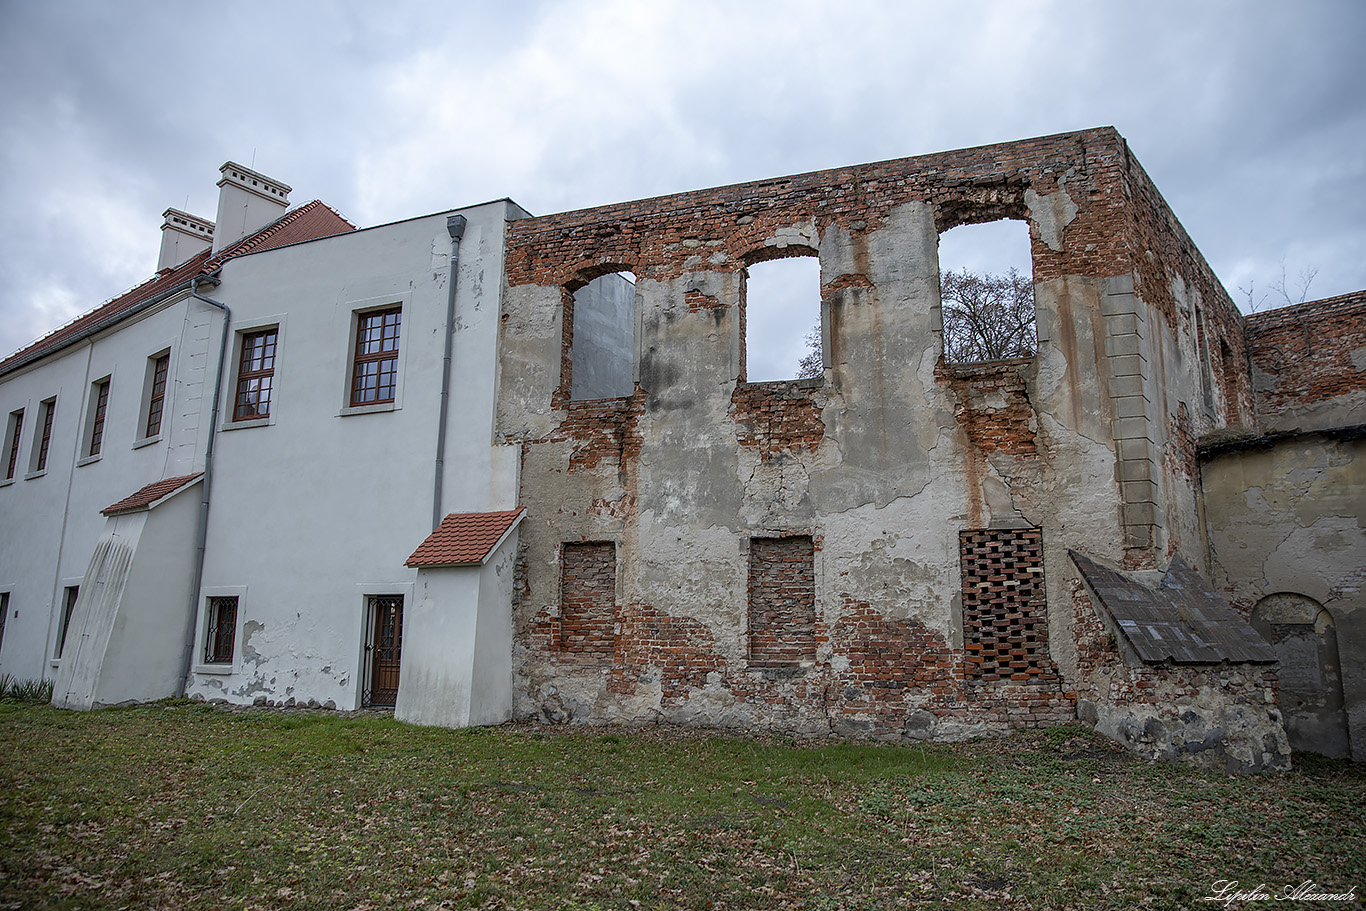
[405, 509, 526, 568]
[102, 473, 204, 516]
[1070, 550, 1276, 665]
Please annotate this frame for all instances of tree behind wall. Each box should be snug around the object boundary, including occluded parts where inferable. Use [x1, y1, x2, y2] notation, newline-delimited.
[940, 267, 1036, 363]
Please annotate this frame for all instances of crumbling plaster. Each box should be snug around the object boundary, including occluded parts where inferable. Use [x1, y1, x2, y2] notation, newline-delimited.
[496, 131, 1201, 740]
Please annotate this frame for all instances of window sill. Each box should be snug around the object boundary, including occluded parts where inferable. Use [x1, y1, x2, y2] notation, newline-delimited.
[0, 477, 12, 488]
[24, 469, 47, 481]
[194, 663, 234, 676]
[76, 454, 102, 467]
[132, 434, 162, 450]
[745, 663, 813, 679]
[220, 416, 274, 432]
[338, 401, 398, 417]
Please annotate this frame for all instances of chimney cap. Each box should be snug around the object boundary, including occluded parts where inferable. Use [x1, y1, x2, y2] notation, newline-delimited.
[217, 161, 291, 204]
[160, 208, 215, 238]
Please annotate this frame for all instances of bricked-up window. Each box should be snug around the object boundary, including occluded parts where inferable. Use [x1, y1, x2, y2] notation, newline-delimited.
[351, 307, 402, 406]
[559, 542, 616, 658]
[569, 272, 635, 400]
[743, 255, 821, 382]
[234, 328, 277, 421]
[4, 409, 23, 480]
[87, 379, 110, 457]
[747, 536, 817, 666]
[32, 398, 56, 473]
[960, 528, 1051, 681]
[144, 352, 170, 438]
[938, 220, 1036, 364]
[204, 596, 238, 663]
[55, 585, 78, 659]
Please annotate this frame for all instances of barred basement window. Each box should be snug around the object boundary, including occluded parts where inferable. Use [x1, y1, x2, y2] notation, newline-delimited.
[559, 542, 616, 658]
[55, 585, 78, 659]
[350, 307, 401, 406]
[234, 328, 278, 421]
[959, 528, 1051, 681]
[4, 409, 22, 480]
[204, 596, 238, 663]
[747, 536, 816, 666]
[144, 352, 170, 438]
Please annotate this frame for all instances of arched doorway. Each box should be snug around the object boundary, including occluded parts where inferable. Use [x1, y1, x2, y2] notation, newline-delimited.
[1251, 593, 1350, 759]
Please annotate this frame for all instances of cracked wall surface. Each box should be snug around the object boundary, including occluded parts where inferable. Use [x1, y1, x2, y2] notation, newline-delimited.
[496, 128, 1281, 760]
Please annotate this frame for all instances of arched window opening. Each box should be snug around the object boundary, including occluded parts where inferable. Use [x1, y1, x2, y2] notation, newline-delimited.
[937, 220, 1036, 364]
[744, 255, 821, 382]
[570, 271, 636, 400]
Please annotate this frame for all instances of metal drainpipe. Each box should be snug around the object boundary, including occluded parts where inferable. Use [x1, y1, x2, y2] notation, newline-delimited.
[432, 214, 468, 530]
[177, 275, 231, 696]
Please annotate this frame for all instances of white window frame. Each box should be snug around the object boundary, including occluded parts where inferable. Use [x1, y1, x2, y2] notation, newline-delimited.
[193, 585, 248, 676]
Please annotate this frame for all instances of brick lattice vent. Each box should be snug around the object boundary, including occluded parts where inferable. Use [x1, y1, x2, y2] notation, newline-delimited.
[748, 536, 817, 666]
[559, 542, 616, 657]
[960, 529, 1052, 681]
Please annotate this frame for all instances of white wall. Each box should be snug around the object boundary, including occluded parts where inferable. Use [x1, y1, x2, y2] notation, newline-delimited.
[0, 295, 219, 682]
[186, 202, 520, 709]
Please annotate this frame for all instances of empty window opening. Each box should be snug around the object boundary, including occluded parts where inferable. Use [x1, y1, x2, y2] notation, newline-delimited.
[559, 542, 616, 658]
[744, 256, 821, 382]
[570, 272, 636, 400]
[938, 220, 1036, 363]
[747, 536, 817, 666]
[55, 585, 79, 659]
[204, 596, 238, 664]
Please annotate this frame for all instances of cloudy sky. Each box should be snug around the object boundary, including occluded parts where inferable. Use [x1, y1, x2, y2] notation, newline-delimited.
[1, 0, 1362, 377]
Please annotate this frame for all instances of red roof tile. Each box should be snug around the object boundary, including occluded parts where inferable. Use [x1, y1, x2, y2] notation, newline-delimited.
[1, 200, 354, 375]
[102, 473, 204, 516]
[405, 509, 526, 567]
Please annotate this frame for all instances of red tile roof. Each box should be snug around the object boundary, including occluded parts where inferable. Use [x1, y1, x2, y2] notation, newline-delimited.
[1, 200, 354, 374]
[102, 472, 204, 516]
[405, 509, 526, 567]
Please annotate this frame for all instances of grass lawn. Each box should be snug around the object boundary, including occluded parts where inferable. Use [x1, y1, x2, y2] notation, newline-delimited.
[0, 701, 1361, 910]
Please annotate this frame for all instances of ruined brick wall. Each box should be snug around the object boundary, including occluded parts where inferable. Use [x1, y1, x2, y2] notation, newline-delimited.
[1246, 290, 1366, 433]
[498, 128, 1201, 742]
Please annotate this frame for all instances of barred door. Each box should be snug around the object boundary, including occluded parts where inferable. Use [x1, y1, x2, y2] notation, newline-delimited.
[365, 595, 404, 707]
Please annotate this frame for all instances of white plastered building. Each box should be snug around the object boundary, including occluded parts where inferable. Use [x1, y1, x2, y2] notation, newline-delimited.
[0, 162, 527, 722]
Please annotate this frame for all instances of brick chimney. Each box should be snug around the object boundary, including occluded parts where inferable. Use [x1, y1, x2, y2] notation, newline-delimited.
[157, 208, 215, 271]
[212, 162, 291, 254]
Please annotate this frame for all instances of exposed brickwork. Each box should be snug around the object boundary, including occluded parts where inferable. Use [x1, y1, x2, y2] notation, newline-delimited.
[611, 603, 724, 700]
[731, 381, 824, 461]
[1247, 291, 1366, 428]
[558, 543, 616, 658]
[504, 128, 1136, 294]
[747, 537, 817, 666]
[960, 529, 1057, 682]
[557, 393, 645, 473]
[936, 361, 1038, 456]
